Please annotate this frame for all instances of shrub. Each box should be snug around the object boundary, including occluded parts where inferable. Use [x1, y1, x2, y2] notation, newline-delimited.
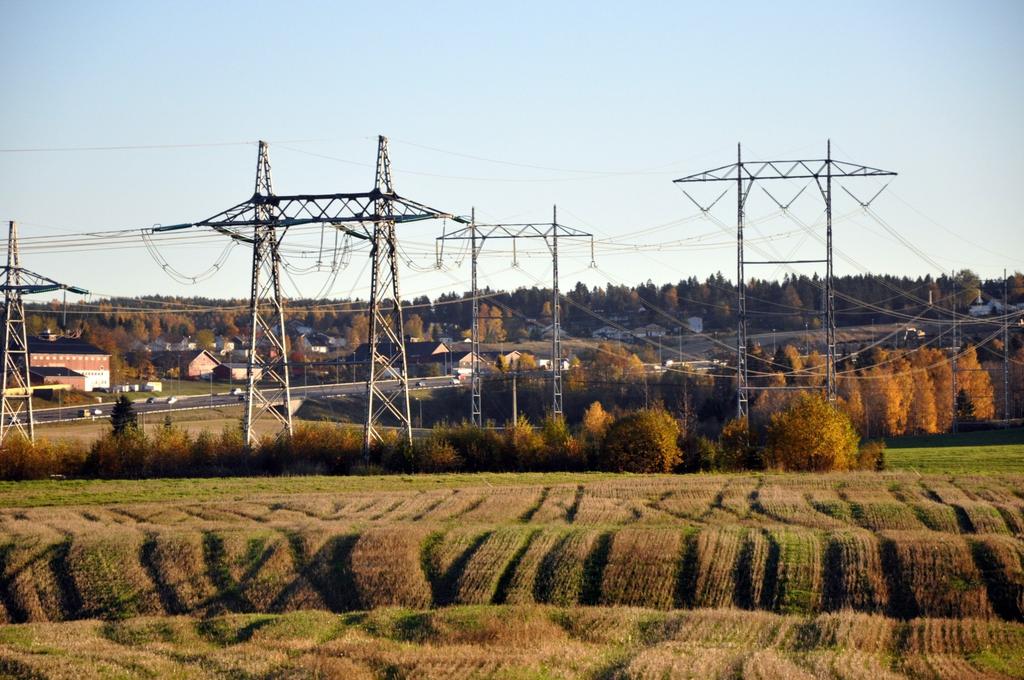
[598, 408, 681, 473]
[89, 428, 148, 478]
[0, 434, 87, 480]
[412, 436, 462, 473]
[718, 417, 759, 471]
[682, 435, 719, 472]
[506, 417, 547, 471]
[764, 393, 860, 471]
[857, 439, 887, 471]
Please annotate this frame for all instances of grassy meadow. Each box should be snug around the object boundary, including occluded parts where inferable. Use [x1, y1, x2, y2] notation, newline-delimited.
[0, 466, 1021, 677]
[886, 427, 1024, 473]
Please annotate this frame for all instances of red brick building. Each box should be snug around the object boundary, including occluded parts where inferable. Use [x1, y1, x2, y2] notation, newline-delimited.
[28, 334, 110, 391]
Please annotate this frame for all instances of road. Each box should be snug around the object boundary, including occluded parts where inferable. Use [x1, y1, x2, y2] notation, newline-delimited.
[26, 375, 462, 427]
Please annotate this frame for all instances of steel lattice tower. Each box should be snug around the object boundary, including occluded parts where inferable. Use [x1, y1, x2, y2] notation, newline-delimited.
[243, 142, 293, 445]
[364, 136, 413, 450]
[437, 208, 593, 421]
[153, 136, 459, 448]
[675, 142, 896, 419]
[1, 221, 89, 446]
[1, 222, 32, 444]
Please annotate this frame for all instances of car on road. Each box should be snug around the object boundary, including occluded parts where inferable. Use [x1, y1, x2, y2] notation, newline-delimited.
[79, 408, 91, 417]
[450, 377, 461, 385]
[92, 408, 103, 416]
[145, 397, 156, 404]
[416, 380, 427, 387]
[166, 396, 178, 405]
[230, 388, 243, 396]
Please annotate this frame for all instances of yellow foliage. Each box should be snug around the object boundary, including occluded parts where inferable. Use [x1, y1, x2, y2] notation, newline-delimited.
[764, 393, 860, 471]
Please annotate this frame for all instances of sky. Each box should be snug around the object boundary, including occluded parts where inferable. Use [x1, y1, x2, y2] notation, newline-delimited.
[0, 0, 1022, 305]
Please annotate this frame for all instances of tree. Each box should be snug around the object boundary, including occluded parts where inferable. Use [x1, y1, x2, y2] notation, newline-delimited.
[346, 314, 369, 347]
[110, 396, 139, 437]
[907, 368, 939, 434]
[718, 417, 757, 470]
[194, 329, 216, 351]
[956, 388, 976, 421]
[403, 313, 425, 339]
[598, 408, 681, 473]
[958, 345, 995, 420]
[764, 393, 860, 471]
[581, 401, 613, 444]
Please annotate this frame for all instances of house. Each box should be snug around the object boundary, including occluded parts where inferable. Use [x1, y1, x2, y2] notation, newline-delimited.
[479, 349, 523, 368]
[28, 333, 110, 391]
[299, 332, 332, 354]
[152, 350, 222, 379]
[633, 323, 667, 338]
[348, 340, 451, 366]
[686, 316, 703, 334]
[968, 297, 1021, 317]
[168, 336, 197, 351]
[29, 366, 88, 392]
[214, 335, 237, 355]
[212, 363, 261, 381]
[592, 325, 629, 341]
[450, 351, 477, 376]
[536, 357, 571, 371]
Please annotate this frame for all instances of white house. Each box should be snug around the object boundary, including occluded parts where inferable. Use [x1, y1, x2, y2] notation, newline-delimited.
[968, 297, 1020, 317]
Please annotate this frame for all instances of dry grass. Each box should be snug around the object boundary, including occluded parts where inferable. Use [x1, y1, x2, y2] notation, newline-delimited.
[0, 471, 1020, 632]
[0, 605, 1020, 679]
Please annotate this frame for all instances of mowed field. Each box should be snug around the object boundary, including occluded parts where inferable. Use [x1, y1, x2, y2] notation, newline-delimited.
[0, 469, 1022, 678]
[886, 428, 1024, 474]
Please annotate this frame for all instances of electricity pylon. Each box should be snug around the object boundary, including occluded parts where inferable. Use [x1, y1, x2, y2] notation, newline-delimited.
[1, 221, 89, 446]
[674, 142, 897, 419]
[154, 136, 459, 447]
[437, 207, 594, 421]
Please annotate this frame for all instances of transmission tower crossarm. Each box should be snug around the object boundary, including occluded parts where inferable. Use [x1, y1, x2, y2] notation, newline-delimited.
[673, 158, 897, 183]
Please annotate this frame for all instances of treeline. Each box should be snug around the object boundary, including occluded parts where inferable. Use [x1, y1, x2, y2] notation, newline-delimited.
[0, 392, 879, 481]
[27, 270, 1024, 354]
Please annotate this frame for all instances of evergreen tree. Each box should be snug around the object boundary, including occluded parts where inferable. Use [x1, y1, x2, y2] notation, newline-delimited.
[110, 395, 138, 436]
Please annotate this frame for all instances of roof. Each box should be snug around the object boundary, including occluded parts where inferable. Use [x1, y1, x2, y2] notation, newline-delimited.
[151, 349, 222, 368]
[28, 336, 108, 356]
[350, 341, 450, 362]
[29, 366, 85, 378]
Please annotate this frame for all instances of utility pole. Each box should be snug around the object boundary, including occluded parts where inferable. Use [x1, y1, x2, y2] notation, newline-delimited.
[550, 205, 563, 416]
[512, 369, 518, 424]
[1, 221, 89, 446]
[675, 142, 896, 420]
[951, 272, 959, 434]
[152, 136, 459, 449]
[437, 211, 593, 421]
[1004, 269, 1010, 427]
[469, 208, 481, 427]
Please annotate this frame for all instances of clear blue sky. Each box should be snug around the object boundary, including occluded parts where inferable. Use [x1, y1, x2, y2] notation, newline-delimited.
[0, 0, 1021, 303]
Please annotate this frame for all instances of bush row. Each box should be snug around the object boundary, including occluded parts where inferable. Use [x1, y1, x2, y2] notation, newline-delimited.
[0, 394, 881, 480]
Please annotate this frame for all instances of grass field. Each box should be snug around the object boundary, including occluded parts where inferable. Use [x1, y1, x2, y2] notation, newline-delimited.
[0, 468, 1021, 677]
[30, 406, 297, 443]
[886, 428, 1024, 473]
